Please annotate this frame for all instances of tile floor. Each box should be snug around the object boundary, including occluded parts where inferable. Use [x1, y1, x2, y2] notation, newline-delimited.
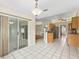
[0, 36, 79, 59]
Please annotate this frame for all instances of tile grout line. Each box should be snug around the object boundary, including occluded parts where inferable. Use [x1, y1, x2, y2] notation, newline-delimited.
[76, 48, 79, 59]
[17, 41, 57, 59]
[68, 46, 70, 59]
[32, 41, 59, 58]
[10, 53, 16, 59]
[49, 44, 64, 59]
[59, 42, 67, 59]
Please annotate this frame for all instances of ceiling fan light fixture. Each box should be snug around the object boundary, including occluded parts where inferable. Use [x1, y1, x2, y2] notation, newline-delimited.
[32, 0, 43, 16]
[32, 8, 42, 16]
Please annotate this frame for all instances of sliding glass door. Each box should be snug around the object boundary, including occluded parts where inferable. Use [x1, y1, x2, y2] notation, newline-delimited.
[9, 18, 18, 52]
[19, 20, 28, 49]
[9, 18, 28, 52]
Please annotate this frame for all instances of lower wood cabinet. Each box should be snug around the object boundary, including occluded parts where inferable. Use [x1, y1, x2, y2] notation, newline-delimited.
[68, 34, 79, 47]
[47, 32, 54, 43]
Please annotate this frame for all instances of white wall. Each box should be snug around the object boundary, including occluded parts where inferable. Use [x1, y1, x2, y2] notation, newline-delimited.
[0, 5, 35, 47]
[28, 20, 35, 46]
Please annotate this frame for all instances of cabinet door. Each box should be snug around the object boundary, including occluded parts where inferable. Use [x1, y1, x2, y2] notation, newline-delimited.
[68, 34, 78, 47]
[78, 17, 79, 28]
[72, 17, 78, 29]
[47, 33, 54, 43]
[78, 35, 79, 47]
[48, 23, 55, 30]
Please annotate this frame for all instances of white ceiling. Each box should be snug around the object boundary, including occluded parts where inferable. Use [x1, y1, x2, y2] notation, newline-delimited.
[0, 0, 79, 19]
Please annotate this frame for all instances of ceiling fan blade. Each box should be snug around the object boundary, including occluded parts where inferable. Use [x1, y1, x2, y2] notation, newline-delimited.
[58, 18, 66, 21]
[43, 9, 48, 11]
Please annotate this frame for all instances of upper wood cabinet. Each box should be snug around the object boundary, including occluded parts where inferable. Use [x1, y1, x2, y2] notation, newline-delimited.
[68, 23, 72, 30]
[48, 23, 55, 30]
[72, 16, 79, 29]
[78, 17, 79, 28]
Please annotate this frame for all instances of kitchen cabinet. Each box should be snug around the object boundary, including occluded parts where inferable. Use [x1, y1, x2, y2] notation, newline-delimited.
[47, 32, 54, 43]
[72, 16, 79, 29]
[68, 23, 72, 30]
[68, 16, 79, 47]
[68, 34, 79, 47]
[48, 23, 55, 30]
[78, 17, 79, 28]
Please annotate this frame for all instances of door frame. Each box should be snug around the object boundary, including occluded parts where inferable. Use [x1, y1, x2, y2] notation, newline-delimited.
[8, 17, 29, 53]
[0, 13, 30, 56]
[0, 16, 2, 56]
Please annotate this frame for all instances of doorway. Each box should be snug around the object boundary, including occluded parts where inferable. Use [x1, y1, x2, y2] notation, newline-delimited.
[36, 25, 44, 43]
[60, 25, 67, 37]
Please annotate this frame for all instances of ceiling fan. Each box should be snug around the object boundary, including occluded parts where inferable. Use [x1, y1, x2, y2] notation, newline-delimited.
[32, 0, 48, 16]
[58, 17, 67, 22]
